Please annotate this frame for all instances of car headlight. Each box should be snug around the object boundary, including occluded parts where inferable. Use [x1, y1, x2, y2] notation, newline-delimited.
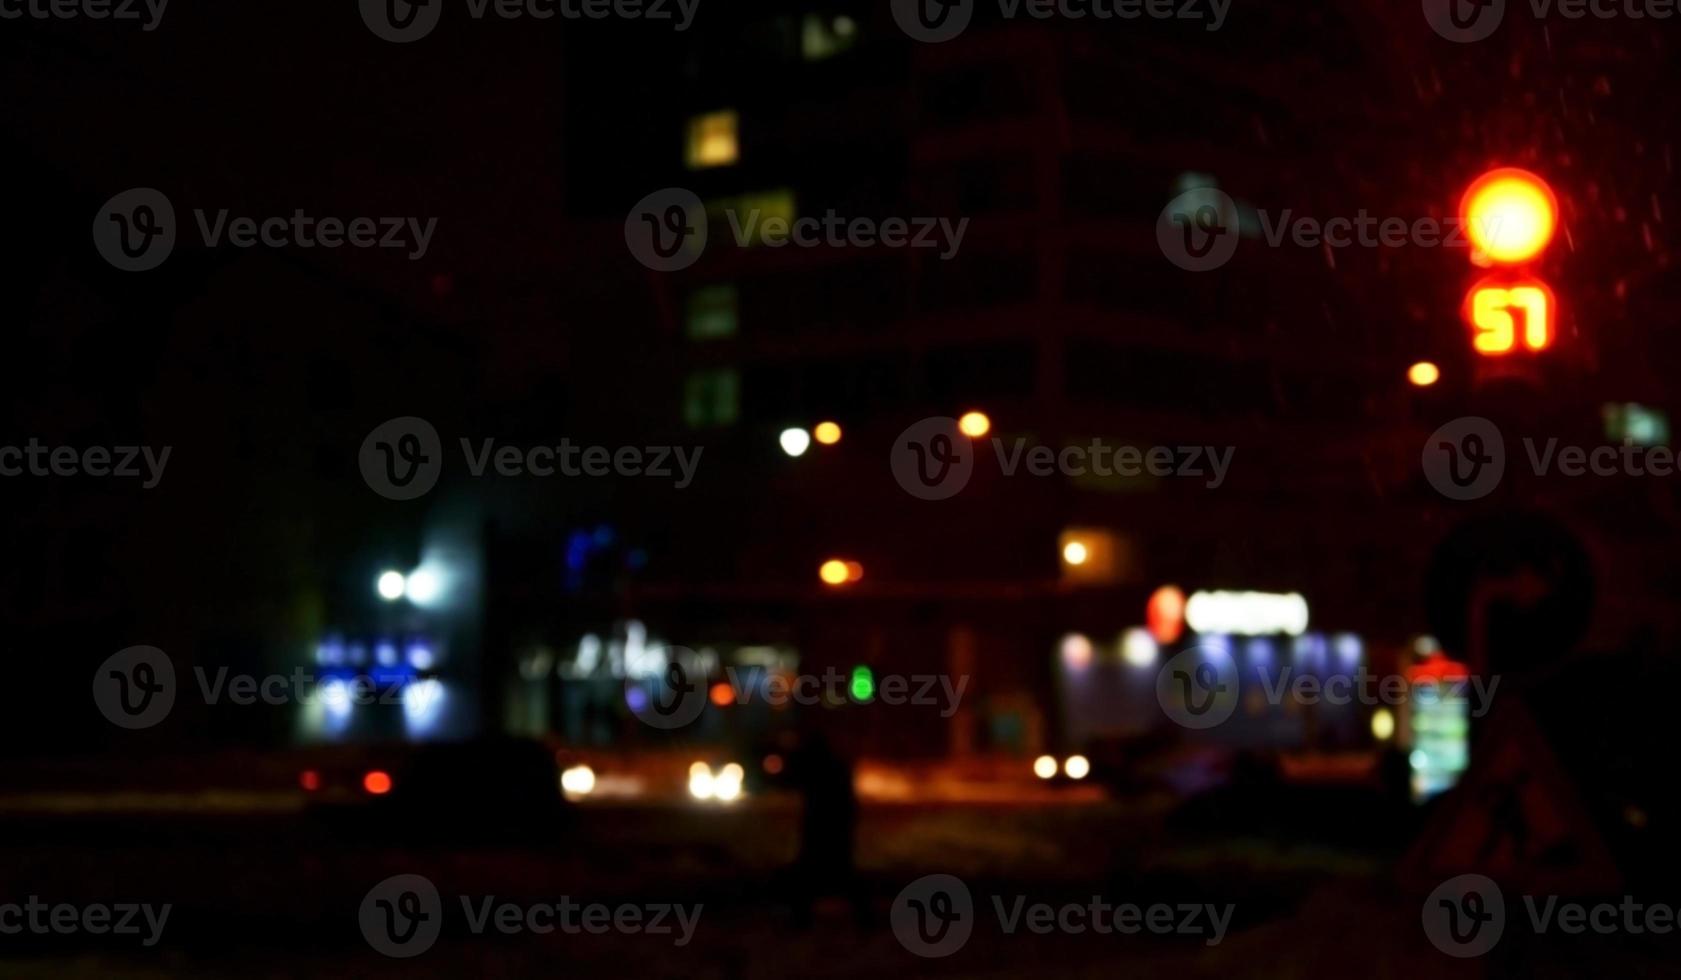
[688, 761, 715, 800]
[561, 764, 596, 798]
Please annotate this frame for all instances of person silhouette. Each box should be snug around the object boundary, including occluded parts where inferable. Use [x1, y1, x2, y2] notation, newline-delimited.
[785, 728, 866, 927]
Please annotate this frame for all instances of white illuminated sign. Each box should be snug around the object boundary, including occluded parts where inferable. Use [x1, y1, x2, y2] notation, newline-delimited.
[1185, 591, 1309, 637]
[567, 621, 718, 680]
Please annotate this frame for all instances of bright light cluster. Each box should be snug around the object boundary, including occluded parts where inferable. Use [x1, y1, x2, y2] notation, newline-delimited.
[1032, 754, 1090, 781]
[375, 564, 447, 606]
[1185, 590, 1309, 637]
[688, 761, 744, 803]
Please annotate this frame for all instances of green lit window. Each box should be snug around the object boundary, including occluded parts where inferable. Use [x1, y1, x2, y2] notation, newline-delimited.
[684, 369, 739, 428]
[708, 190, 797, 247]
[686, 285, 738, 341]
[801, 13, 858, 61]
[1604, 402, 1670, 447]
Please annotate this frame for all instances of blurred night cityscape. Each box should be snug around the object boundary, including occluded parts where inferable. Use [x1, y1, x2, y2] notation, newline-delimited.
[4, 1, 1681, 976]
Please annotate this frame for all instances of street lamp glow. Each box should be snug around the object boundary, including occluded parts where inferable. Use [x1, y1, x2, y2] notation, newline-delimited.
[404, 567, 441, 605]
[779, 427, 812, 457]
[819, 559, 851, 586]
[560, 764, 596, 798]
[1033, 755, 1058, 780]
[1121, 627, 1158, 668]
[1060, 633, 1094, 671]
[713, 770, 744, 803]
[688, 761, 715, 800]
[813, 421, 843, 445]
[1062, 540, 1089, 566]
[1407, 361, 1440, 387]
[376, 570, 406, 601]
[1063, 755, 1091, 780]
[957, 411, 991, 439]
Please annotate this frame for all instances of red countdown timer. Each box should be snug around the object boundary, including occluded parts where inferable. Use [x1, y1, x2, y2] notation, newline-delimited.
[1459, 168, 1559, 356]
[1463, 277, 1555, 354]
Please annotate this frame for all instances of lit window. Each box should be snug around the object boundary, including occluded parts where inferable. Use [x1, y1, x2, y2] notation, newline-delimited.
[1604, 403, 1670, 447]
[683, 369, 739, 429]
[686, 110, 739, 169]
[801, 13, 858, 61]
[709, 190, 796, 246]
[686, 284, 738, 341]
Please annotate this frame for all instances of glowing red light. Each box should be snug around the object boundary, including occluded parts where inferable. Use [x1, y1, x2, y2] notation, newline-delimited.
[299, 770, 321, 792]
[362, 770, 393, 795]
[1461, 168, 1557, 266]
[1407, 652, 1470, 684]
[1146, 585, 1187, 644]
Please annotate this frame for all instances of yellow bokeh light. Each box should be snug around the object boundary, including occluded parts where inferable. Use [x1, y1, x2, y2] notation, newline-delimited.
[814, 421, 842, 445]
[1063, 755, 1091, 780]
[957, 411, 991, 439]
[1461, 168, 1557, 266]
[819, 559, 850, 586]
[1062, 541, 1089, 566]
[1033, 755, 1058, 779]
[1407, 361, 1440, 387]
[1371, 707, 1396, 741]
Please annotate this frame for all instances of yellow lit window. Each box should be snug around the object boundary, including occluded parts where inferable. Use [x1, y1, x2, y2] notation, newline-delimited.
[686, 110, 739, 169]
[707, 190, 796, 246]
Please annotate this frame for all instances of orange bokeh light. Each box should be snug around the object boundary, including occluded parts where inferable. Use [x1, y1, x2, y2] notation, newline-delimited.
[813, 421, 842, 445]
[362, 770, 393, 795]
[1461, 168, 1557, 266]
[819, 559, 851, 586]
[957, 411, 991, 438]
[1407, 361, 1441, 387]
[709, 682, 734, 707]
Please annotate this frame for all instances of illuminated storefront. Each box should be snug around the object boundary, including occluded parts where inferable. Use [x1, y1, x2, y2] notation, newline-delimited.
[1404, 651, 1472, 801]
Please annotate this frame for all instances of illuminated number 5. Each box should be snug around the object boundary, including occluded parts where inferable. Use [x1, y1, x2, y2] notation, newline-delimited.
[1471, 285, 1551, 354]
